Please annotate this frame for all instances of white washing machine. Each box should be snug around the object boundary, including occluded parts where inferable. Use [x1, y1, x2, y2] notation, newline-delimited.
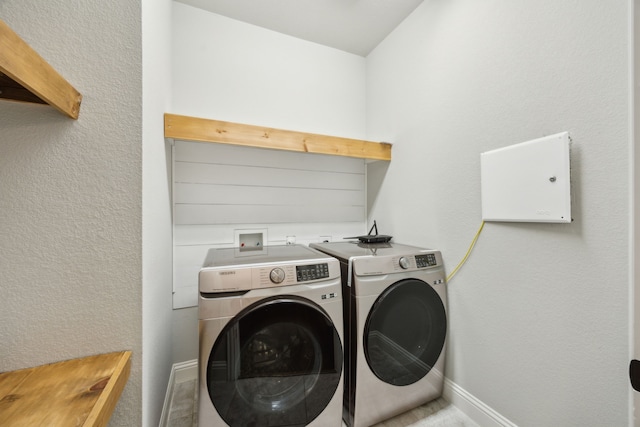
[309, 242, 447, 427]
[198, 244, 344, 427]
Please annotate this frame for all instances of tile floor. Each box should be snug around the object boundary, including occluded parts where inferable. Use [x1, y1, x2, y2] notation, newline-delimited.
[166, 378, 479, 427]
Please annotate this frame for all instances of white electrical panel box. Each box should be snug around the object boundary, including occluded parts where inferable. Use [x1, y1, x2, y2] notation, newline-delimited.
[480, 132, 571, 223]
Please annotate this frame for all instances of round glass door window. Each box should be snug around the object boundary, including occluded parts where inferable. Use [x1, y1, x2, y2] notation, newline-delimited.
[207, 296, 343, 426]
[364, 279, 446, 386]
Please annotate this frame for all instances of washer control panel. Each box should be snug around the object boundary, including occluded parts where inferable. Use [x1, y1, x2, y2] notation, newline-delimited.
[269, 267, 286, 284]
[256, 262, 333, 288]
[296, 263, 330, 282]
[199, 245, 340, 293]
[269, 264, 329, 284]
[200, 260, 338, 292]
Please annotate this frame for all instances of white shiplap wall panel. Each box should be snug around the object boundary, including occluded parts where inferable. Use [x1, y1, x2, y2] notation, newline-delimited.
[172, 141, 367, 308]
[175, 140, 365, 172]
[174, 184, 364, 206]
[174, 162, 363, 191]
[174, 225, 235, 246]
[175, 204, 364, 225]
[174, 222, 364, 246]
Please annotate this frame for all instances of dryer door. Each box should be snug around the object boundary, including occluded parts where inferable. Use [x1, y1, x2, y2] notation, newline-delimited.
[364, 278, 446, 386]
[206, 296, 343, 426]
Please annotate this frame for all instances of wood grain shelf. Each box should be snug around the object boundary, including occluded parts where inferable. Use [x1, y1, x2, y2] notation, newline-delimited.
[165, 114, 392, 161]
[0, 19, 82, 119]
[0, 351, 131, 427]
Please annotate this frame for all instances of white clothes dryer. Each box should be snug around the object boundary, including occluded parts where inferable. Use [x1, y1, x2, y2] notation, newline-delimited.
[198, 245, 344, 427]
[310, 242, 447, 427]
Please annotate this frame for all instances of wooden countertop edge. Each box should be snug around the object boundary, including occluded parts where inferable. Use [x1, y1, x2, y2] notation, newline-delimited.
[82, 350, 132, 427]
[0, 351, 133, 427]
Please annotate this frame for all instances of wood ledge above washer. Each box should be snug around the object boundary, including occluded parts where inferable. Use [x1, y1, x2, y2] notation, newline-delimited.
[164, 113, 392, 161]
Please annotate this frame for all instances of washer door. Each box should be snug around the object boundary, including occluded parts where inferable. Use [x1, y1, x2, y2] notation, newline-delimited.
[364, 278, 446, 386]
[207, 296, 343, 426]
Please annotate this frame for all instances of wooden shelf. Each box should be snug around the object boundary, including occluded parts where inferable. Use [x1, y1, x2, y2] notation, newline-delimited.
[0, 19, 82, 119]
[0, 351, 131, 427]
[165, 114, 392, 161]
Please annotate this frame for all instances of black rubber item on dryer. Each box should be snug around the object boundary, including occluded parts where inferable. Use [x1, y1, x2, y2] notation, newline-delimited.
[630, 359, 640, 391]
[344, 220, 393, 243]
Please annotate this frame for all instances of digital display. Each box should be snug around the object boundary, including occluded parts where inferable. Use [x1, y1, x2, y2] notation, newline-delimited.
[296, 263, 329, 282]
[415, 254, 437, 268]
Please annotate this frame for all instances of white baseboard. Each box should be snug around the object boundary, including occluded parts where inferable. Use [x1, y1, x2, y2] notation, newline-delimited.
[174, 359, 198, 383]
[443, 378, 518, 427]
[159, 360, 198, 427]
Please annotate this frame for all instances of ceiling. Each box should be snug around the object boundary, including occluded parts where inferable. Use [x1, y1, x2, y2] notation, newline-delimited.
[175, 0, 424, 57]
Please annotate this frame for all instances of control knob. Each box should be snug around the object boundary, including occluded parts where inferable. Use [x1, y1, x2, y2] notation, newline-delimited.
[399, 257, 410, 269]
[270, 267, 286, 284]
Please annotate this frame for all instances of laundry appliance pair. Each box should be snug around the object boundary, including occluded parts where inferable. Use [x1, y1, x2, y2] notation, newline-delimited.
[197, 242, 447, 427]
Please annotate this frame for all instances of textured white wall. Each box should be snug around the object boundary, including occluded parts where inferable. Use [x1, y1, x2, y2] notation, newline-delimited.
[367, 1, 630, 425]
[0, 1, 143, 425]
[142, 0, 174, 425]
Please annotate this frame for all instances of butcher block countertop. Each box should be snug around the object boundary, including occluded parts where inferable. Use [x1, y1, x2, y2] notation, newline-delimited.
[0, 350, 131, 427]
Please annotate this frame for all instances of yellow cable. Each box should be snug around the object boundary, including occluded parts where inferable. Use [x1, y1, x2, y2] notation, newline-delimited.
[446, 221, 485, 282]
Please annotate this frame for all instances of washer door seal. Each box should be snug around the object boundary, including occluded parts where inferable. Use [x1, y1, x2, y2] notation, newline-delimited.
[364, 278, 446, 386]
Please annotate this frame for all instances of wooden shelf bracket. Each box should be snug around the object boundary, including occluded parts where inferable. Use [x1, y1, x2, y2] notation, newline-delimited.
[165, 113, 391, 161]
[0, 19, 82, 119]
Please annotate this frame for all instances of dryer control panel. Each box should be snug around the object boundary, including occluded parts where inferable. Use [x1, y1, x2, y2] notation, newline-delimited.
[353, 251, 443, 276]
[415, 253, 437, 268]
